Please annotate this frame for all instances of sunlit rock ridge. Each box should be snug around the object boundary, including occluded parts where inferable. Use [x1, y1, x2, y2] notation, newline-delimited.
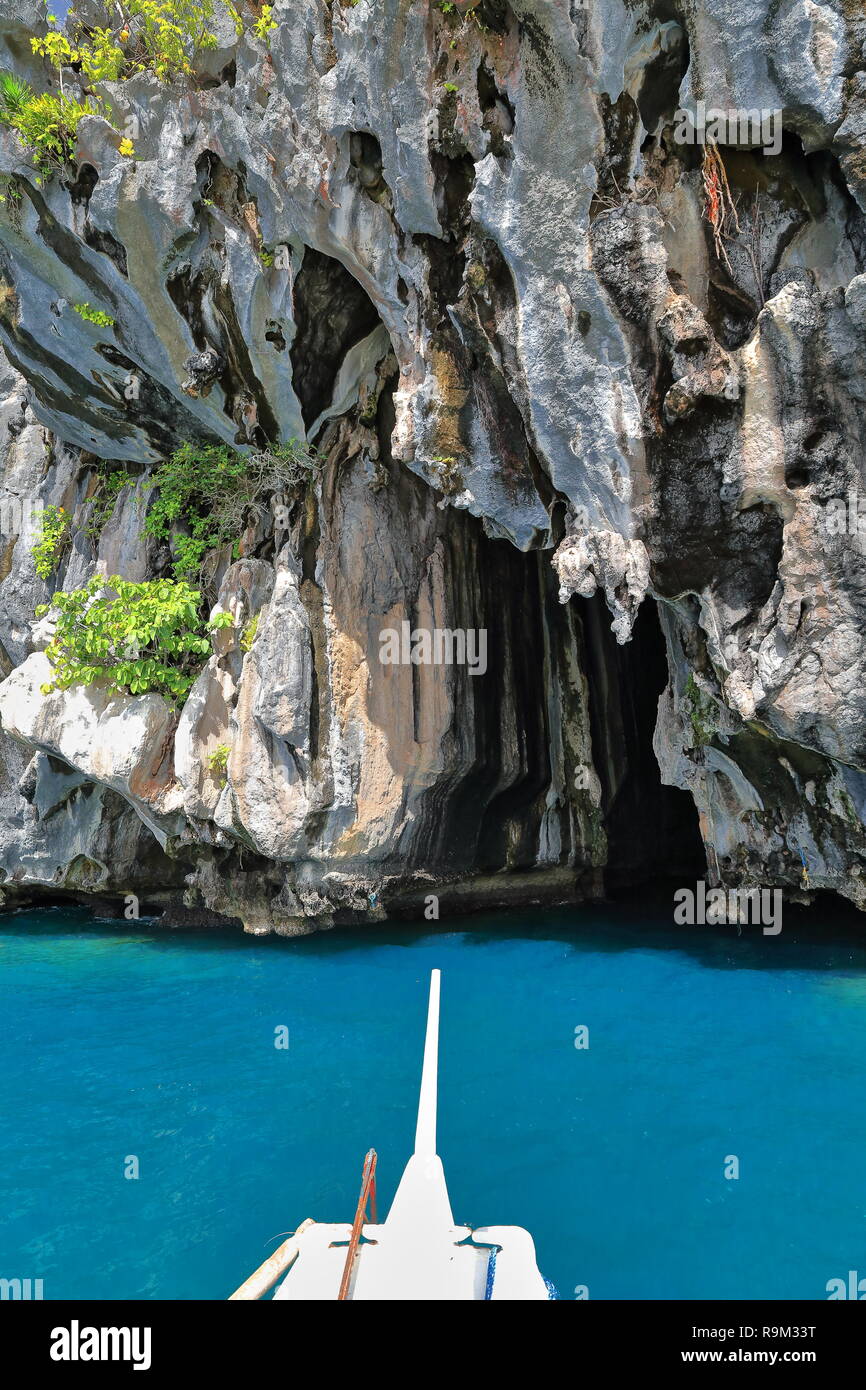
[1, 0, 865, 933]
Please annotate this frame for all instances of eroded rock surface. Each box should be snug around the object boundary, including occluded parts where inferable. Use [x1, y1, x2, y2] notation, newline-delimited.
[1, 0, 866, 929]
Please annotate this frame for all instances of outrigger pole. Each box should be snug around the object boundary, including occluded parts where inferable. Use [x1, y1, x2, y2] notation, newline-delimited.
[414, 969, 441, 1157]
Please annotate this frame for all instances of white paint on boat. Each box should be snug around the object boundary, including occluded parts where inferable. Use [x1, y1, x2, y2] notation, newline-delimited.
[271, 971, 552, 1300]
[413, 967, 441, 1158]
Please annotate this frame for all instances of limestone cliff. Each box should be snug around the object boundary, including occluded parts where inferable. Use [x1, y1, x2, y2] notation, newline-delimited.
[0, 0, 865, 933]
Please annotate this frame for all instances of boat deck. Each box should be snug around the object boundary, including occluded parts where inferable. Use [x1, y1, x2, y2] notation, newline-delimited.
[232, 971, 553, 1301]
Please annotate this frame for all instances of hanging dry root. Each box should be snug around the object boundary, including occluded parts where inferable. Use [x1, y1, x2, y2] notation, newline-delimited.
[701, 141, 740, 269]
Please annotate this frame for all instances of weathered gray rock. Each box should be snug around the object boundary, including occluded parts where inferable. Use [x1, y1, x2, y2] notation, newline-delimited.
[0, 0, 865, 928]
[0, 649, 185, 838]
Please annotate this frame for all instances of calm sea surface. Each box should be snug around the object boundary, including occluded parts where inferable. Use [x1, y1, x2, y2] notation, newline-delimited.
[1, 901, 864, 1300]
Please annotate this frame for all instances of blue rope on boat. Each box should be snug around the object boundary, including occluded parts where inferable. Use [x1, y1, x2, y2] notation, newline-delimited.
[483, 1249, 558, 1300]
[484, 1251, 497, 1300]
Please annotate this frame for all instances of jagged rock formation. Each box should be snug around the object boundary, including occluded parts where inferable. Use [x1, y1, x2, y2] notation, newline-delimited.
[1, 0, 866, 931]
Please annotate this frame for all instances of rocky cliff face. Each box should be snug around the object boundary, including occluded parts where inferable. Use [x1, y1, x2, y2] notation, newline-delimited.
[1, 0, 865, 933]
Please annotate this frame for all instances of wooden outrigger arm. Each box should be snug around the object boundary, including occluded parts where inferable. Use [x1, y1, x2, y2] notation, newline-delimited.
[337, 1148, 378, 1301]
[228, 1218, 316, 1300]
[228, 1152, 378, 1301]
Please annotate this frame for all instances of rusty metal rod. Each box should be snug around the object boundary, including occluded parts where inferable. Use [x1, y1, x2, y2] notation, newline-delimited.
[337, 1149, 377, 1301]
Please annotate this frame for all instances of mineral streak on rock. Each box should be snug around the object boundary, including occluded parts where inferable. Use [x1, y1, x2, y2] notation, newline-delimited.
[1, 0, 866, 931]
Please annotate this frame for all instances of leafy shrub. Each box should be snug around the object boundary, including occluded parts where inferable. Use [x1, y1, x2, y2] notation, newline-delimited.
[29, 20, 80, 88]
[32, 503, 70, 580]
[73, 302, 115, 327]
[63, 3, 254, 85]
[0, 72, 32, 121]
[5, 4, 279, 174]
[122, 1, 224, 81]
[28, 4, 221, 86]
[77, 26, 128, 84]
[37, 575, 233, 700]
[240, 611, 259, 653]
[143, 443, 247, 581]
[206, 742, 230, 784]
[6, 14, 121, 171]
[0, 72, 98, 174]
[252, 5, 278, 41]
[84, 468, 133, 541]
[144, 439, 317, 581]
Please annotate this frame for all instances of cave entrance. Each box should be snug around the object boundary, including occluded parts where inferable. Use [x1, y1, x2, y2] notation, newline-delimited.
[581, 592, 706, 891]
[290, 247, 382, 428]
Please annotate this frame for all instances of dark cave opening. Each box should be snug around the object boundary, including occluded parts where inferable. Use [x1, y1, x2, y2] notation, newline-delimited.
[290, 246, 382, 427]
[468, 545, 555, 874]
[581, 592, 706, 890]
[352, 385, 706, 896]
[368, 430, 705, 897]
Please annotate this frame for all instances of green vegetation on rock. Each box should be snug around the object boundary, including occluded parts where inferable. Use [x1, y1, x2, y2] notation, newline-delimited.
[84, 468, 134, 542]
[685, 673, 717, 749]
[143, 438, 317, 581]
[0, 72, 98, 176]
[73, 302, 115, 327]
[32, 503, 70, 580]
[37, 575, 233, 701]
[206, 742, 231, 784]
[41, 2, 276, 84]
[240, 611, 259, 653]
[1, 3, 280, 176]
[252, 5, 278, 42]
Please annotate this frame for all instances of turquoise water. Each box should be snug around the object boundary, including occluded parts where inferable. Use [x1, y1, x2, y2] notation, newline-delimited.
[1, 901, 865, 1301]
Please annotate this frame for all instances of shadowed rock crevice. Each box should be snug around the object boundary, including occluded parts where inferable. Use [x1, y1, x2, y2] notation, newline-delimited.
[636, 17, 688, 135]
[645, 426, 785, 611]
[477, 60, 515, 158]
[475, 1, 512, 36]
[582, 593, 706, 889]
[349, 132, 390, 205]
[82, 223, 129, 278]
[290, 247, 382, 428]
